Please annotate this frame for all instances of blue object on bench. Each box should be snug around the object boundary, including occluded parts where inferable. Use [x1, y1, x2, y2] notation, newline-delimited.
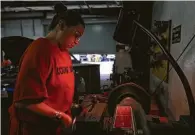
[6, 88, 14, 92]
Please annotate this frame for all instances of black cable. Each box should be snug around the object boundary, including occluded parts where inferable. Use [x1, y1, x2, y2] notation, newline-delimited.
[151, 34, 195, 95]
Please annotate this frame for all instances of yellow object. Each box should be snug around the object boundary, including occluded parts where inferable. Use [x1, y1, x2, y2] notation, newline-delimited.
[151, 21, 170, 82]
[152, 60, 168, 81]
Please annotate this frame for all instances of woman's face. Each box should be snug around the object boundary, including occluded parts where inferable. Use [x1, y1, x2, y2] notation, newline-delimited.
[57, 23, 84, 50]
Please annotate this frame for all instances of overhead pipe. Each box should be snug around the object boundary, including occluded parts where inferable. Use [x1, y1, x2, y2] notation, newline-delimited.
[84, 19, 117, 24]
[1, 12, 117, 20]
[42, 18, 117, 25]
[46, 13, 111, 19]
[1, 12, 44, 20]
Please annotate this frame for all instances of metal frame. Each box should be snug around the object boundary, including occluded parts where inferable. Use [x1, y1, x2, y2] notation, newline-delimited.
[133, 20, 195, 133]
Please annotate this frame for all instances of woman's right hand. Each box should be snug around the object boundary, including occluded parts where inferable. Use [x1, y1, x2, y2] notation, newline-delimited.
[61, 113, 73, 127]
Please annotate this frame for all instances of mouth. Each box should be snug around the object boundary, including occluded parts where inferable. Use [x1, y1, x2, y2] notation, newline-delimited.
[68, 44, 75, 48]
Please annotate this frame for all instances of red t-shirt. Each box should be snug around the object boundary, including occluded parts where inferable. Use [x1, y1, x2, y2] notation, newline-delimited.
[9, 38, 75, 126]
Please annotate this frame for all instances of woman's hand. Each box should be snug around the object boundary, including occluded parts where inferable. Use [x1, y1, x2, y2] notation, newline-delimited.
[61, 113, 73, 127]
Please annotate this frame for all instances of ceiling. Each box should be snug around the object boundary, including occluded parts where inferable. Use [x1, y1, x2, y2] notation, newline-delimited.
[1, 1, 153, 21]
[1, 1, 122, 8]
[1, 1, 122, 16]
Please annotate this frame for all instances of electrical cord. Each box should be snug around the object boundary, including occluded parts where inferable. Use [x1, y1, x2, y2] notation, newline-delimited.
[151, 34, 195, 96]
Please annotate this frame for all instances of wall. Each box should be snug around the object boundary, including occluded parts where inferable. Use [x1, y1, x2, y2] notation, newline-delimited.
[151, 1, 195, 120]
[70, 23, 116, 54]
[1, 19, 43, 39]
[1, 18, 116, 54]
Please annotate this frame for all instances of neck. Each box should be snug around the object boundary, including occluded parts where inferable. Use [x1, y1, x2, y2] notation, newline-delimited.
[45, 31, 68, 52]
[45, 31, 59, 46]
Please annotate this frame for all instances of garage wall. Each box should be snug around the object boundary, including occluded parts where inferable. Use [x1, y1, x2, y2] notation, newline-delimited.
[1, 19, 44, 39]
[70, 23, 116, 54]
[1, 19, 116, 54]
[151, 1, 195, 120]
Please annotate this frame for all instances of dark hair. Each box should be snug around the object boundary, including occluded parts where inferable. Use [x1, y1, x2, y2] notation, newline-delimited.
[49, 3, 85, 30]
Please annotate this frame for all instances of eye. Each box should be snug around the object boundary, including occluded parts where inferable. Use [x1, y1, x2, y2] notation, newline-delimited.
[75, 31, 81, 39]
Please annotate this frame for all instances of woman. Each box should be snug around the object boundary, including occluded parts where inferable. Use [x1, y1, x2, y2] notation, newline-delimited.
[9, 3, 85, 135]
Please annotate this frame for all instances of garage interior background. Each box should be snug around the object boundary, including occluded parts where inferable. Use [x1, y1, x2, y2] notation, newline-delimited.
[1, 1, 121, 87]
[1, 0, 195, 122]
[1, 16, 117, 54]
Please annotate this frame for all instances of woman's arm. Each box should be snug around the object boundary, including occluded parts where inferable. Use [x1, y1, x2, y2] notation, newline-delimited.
[24, 102, 72, 127]
[26, 102, 60, 119]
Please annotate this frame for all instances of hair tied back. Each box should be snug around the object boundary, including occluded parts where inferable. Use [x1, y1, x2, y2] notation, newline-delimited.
[54, 3, 67, 15]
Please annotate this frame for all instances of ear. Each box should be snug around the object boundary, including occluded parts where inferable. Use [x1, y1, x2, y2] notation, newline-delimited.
[58, 20, 67, 31]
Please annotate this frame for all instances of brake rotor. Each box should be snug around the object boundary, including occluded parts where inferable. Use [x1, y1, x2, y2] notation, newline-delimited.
[107, 83, 151, 116]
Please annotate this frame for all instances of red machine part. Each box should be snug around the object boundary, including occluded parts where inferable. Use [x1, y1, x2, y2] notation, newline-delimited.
[113, 105, 134, 129]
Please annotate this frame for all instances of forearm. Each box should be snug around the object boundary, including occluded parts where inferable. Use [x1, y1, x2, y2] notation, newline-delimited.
[26, 102, 73, 127]
[26, 102, 60, 119]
